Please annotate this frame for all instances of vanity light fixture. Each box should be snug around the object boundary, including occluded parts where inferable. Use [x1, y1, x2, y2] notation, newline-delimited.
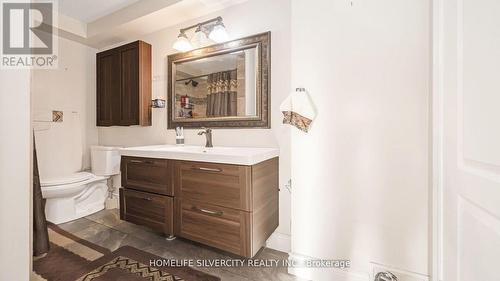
[190, 25, 211, 47]
[172, 16, 229, 52]
[172, 31, 192, 52]
[208, 20, 229, 43]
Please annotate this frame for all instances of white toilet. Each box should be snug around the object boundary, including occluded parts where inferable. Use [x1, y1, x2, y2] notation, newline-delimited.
[41, 146, 121, 224]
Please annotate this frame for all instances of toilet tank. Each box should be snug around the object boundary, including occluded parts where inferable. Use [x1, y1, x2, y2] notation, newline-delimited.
[91, 146, 121, 176]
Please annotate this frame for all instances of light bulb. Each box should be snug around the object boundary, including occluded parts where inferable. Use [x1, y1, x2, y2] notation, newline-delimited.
[208, 23, 229, 43]
[173, 32, 192, 52]
[191, 29, 212, 48]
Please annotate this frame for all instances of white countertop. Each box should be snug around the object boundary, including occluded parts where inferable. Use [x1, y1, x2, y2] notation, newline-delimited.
[119, 145, 279, 165]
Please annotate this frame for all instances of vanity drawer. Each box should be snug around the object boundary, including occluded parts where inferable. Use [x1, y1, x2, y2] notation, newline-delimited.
[119, 188, 173, 235]
[121, 156, 173, 196]
[175, 199, 250, 257]
[174, 161, 251, 211]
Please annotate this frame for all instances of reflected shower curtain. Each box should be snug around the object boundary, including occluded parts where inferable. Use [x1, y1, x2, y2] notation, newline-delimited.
[206, 70, 237, 117]
[33, 136, 49, 257]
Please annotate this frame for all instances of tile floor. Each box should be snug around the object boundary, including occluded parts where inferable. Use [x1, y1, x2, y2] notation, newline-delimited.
[58, 209, 306, 281]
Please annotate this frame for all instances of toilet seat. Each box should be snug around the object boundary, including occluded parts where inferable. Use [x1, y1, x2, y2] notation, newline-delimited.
[41, 172, 106, 199]
[41, 172, 94, 187]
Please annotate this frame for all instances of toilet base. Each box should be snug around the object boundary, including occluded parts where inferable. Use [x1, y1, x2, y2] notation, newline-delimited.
[45, 178, 108, 224]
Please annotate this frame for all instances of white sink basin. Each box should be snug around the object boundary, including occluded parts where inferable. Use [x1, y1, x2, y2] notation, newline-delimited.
[119, 145, 279, 165]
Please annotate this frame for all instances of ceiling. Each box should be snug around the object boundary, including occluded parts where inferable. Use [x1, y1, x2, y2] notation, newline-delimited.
[58, 0, 141, 23]
[55, 0, 251, 48]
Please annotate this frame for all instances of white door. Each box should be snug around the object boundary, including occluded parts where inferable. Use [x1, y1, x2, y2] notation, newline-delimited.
[439, 0, 500, 280]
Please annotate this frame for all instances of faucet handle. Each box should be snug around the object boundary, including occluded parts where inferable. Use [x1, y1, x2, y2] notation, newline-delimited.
[198, 127, 210, 135]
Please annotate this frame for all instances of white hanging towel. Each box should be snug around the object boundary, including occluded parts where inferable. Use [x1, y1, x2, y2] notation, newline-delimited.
[279, 88, 317, 132]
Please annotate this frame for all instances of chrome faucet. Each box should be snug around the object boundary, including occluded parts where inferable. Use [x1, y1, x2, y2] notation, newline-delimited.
[198, 127, 213, 148]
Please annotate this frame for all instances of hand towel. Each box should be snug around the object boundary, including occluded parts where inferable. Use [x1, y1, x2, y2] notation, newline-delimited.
[279, 89, 316, 132]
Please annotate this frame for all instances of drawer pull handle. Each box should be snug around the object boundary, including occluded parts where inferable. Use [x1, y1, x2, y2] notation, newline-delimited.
[193, 207, 223, 216]
[194, 167, 222, 172]
[141, 197, 153, 201]
[130, 160, 154, 164]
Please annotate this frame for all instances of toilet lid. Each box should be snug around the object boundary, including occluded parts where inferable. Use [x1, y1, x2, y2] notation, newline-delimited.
[41, 172, 94, 187]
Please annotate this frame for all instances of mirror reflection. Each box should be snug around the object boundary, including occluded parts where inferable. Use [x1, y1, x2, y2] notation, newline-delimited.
[174, 47, 258, 119]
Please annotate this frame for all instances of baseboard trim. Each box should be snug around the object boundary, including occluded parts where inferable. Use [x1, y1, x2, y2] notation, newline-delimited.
[265, 232, 291, 253]
[287, 252, 369, 281]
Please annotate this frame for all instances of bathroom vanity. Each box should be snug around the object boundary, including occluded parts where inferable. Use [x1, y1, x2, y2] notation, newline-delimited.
[118, 32, 276, 258]
[119, 145, 279, 257]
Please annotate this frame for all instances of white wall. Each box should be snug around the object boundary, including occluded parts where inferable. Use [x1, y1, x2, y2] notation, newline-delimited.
[0, 69, 31, 281]
[289, 1, 430, 280]
[97, 0, 292, 250]
[32, 37, 98, 180]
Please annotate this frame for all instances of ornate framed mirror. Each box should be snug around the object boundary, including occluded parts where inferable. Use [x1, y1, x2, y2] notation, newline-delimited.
[167, 32, 270, 128]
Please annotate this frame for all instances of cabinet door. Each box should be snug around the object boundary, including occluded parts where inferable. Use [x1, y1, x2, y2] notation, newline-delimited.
[96, 51, 120, 126]
[119, 45, 139, 126]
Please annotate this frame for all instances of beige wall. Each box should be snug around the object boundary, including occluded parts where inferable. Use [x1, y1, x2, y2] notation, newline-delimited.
[0, 69, 32, 281]
[97, 0, 292, 251]
[290, 0, 430, 280]
[32, 37, 98, 180]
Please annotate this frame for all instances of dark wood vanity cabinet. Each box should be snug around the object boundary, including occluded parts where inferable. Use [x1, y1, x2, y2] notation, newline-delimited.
[174, 158, 279, 257]
[119, 156, 279, 257]
[96, 40, 152, 127]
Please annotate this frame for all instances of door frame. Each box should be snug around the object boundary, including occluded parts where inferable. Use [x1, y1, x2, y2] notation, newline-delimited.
[431, 0, 444, 280]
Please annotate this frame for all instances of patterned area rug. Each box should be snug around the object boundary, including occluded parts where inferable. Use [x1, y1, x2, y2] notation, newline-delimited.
[32, 224, 220, 281]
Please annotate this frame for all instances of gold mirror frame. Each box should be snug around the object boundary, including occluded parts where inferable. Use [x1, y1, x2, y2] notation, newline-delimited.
[167, 32, 271, 129]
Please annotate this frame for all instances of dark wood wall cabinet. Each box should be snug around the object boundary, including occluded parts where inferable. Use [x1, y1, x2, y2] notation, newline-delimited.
[96, 40, 152, 127]
[119, 156, 279, 257]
